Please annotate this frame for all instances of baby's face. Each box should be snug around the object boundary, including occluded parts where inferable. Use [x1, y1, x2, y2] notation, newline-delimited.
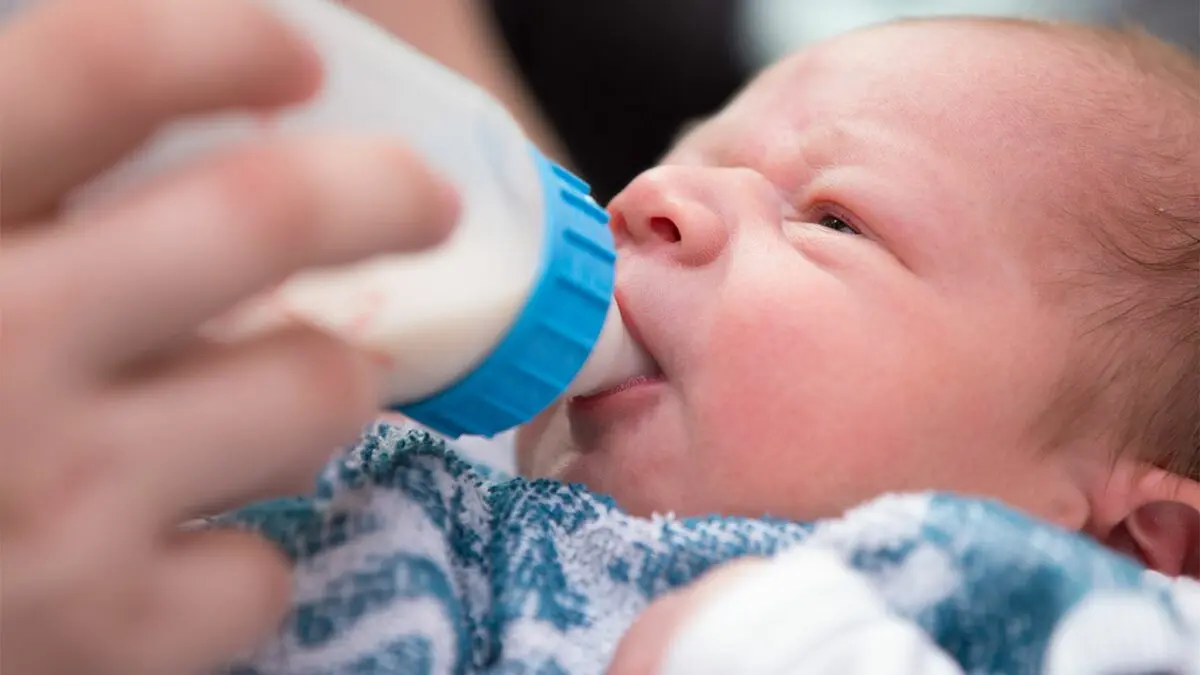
[519, 22, 1101, 522]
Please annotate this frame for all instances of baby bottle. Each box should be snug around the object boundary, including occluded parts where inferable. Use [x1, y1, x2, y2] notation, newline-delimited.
[70, 0, 651, 438]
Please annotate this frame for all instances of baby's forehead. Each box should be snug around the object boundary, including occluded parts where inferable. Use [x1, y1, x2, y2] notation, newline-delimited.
[686, 22, 1106, 197]
[722, 20, 1146, 201]
[681, 20, 1141, 167]
[751, 21, 1099, 119]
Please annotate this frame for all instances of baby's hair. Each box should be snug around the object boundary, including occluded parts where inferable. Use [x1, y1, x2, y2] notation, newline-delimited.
[888, 16, 1199, 480]
[974, 19, 1200, 481]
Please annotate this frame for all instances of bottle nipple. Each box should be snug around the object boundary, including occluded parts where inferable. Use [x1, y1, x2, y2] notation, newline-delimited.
[567, 302, 659, 398]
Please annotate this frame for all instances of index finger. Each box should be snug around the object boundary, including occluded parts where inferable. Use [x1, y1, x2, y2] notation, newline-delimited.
[7, 135, 459, 368]
[0, 0, 321, 221]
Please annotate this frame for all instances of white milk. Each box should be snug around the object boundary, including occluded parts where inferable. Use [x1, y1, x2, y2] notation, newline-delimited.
[70, 0, 652, 437]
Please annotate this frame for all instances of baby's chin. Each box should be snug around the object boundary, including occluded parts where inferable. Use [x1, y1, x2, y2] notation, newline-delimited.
[515, 410, 597, 482]
[517, 405, 694, 517]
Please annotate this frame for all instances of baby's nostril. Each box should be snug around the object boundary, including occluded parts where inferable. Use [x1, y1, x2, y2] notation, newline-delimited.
[649, 216, 682, 243]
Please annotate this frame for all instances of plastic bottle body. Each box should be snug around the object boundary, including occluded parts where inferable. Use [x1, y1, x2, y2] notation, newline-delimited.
[68, 0, 647, 437]
[264, 0, 546, 403]
[74, 0, 546, 406]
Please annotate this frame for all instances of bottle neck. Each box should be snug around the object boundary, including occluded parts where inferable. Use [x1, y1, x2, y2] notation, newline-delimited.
[566, 301, 655, 397]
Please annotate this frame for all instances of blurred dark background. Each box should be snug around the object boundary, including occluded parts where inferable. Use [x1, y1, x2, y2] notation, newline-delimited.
[489, 0, 1200, 202]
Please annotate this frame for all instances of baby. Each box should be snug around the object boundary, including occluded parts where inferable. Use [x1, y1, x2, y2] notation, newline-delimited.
[230, 16, 1200, 674]
[518, 16, 1200, 571]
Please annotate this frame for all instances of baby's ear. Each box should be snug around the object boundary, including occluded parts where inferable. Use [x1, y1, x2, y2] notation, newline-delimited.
[1086, 461, 1200, 578]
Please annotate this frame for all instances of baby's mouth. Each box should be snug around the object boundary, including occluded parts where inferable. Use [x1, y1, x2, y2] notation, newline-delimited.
[569, 303, 665, 406]
[570, 366, 664, 405]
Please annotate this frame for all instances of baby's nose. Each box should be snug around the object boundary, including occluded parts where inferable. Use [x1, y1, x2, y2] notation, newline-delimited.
[607, 166, 732, 267]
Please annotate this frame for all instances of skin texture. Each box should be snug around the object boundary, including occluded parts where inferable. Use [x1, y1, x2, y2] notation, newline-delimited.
[516, 21, 1137, 526]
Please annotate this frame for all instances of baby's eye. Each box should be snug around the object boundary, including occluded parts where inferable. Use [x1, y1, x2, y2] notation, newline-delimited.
[817, 214, 860, 235]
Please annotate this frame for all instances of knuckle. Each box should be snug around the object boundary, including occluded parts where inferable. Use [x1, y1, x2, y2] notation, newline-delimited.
[210, 144, 320, 270]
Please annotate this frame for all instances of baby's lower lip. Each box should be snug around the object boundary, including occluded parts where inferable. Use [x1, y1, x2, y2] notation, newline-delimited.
[569, 374, 665, 409]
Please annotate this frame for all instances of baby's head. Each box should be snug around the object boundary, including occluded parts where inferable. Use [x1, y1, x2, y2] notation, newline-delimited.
[517, 18, 1199, 574]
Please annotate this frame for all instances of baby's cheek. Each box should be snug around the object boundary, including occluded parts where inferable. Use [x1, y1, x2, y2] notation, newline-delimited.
[685, 297, 921, 518]
[693, 292, 827, 431]
[684, 330, 827, 513]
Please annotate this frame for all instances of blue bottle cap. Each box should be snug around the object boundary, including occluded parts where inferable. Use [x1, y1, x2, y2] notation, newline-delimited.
[397, 148, 615, 438]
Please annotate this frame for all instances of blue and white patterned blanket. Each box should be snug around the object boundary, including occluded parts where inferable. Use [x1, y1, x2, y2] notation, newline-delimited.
[222, 424, 1200, 674]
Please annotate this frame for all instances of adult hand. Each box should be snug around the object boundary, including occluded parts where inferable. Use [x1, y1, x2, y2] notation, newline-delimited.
[0, 1, 457, 673]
